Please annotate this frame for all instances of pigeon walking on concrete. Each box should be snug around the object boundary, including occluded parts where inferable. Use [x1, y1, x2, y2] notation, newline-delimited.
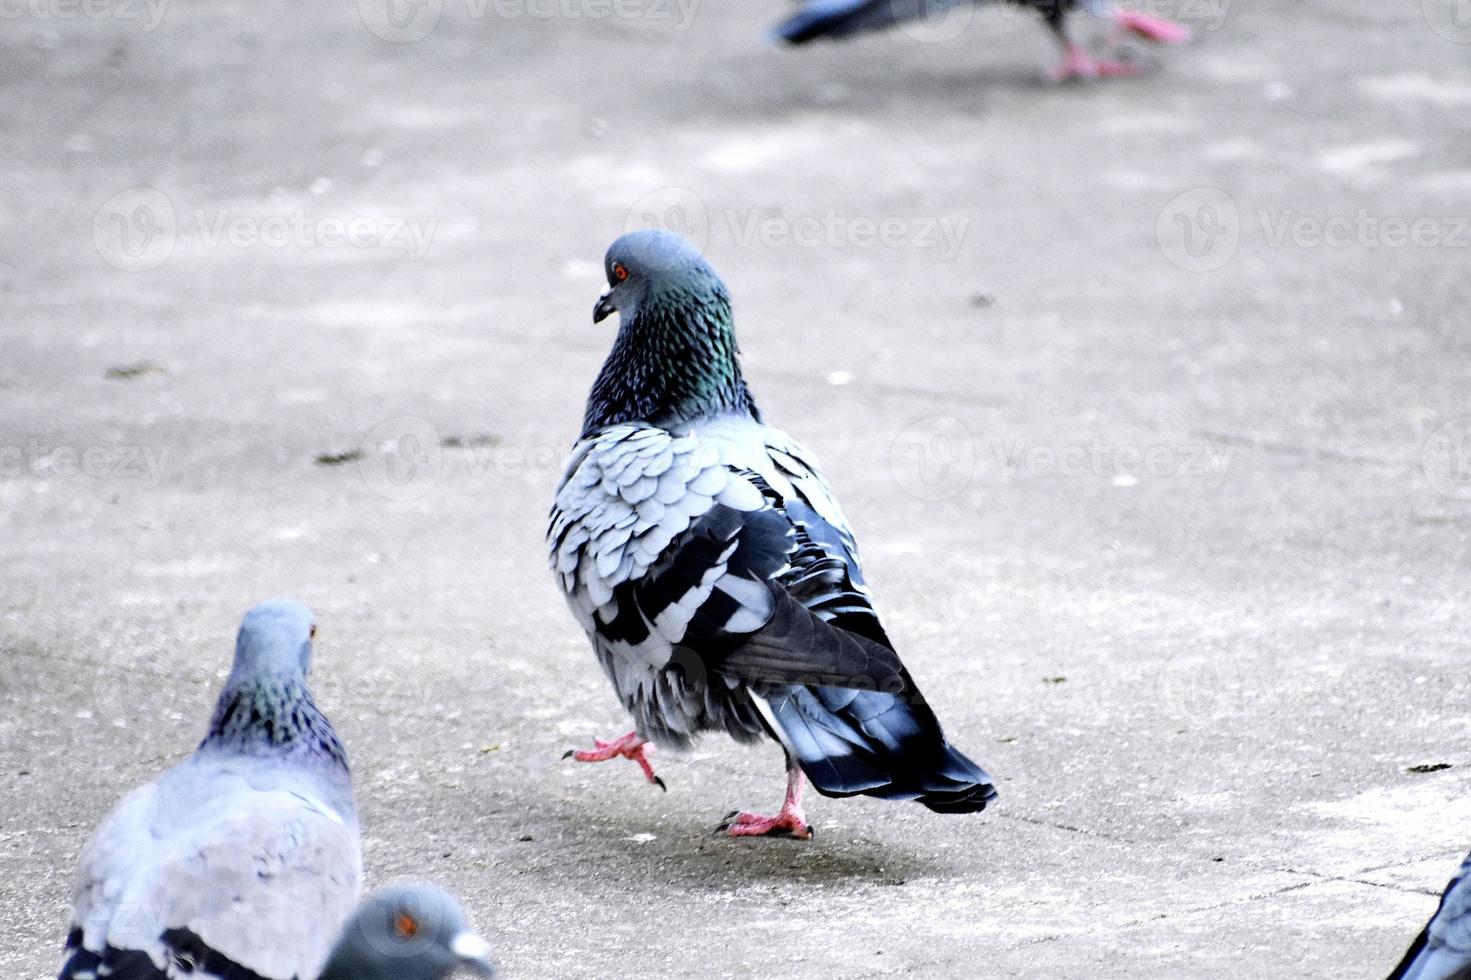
[1388, 850, 1471, 980]
[320, 884, 495, 980]
[548, 229, 996, 839]
[58, 599, 361, 980]
[773, 0, 1191, 82]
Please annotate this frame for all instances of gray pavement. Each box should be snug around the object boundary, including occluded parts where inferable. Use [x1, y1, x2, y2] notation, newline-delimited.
[3, 0, 1471, 976]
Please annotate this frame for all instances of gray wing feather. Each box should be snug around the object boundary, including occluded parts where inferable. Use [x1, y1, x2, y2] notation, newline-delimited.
[66, 757, 361, 979]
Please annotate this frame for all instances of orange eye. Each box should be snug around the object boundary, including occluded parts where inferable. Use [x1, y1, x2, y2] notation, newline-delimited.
[613, 262, 629, 282]
[394, 912, 419, 939]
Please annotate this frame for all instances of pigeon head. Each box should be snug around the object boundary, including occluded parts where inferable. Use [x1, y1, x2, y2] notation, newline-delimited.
[592, 229, 713, 324]
[202, 600, 347, 770]
[320, 884, 495, 980]
[583, 230, 758, 436]
[232, 598, 317, 681]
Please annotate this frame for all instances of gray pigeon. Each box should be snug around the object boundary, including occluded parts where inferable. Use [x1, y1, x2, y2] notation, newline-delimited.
[548, 230, 996, 839]
[319, 883, 495, 980]
[774, 0, 1191, 82]
[1389, 850, 1471, 980]
[59, 599, 361, 980]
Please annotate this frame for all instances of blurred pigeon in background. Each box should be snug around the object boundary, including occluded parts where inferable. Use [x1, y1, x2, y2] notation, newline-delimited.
[548, 230, 996, 839]
[774, 0, 1191, 81]
[58, 600, 361, 980]
[320, 883, 495, 980]
[1388, 851, 1471, 980]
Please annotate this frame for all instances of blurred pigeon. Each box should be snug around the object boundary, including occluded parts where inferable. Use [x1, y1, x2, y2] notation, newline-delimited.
[1389, 851, 1471, 980]
[773, 0, 1191, 82]
[58, 599, 361, 980]
[548, 230, 996, 838]
[320, 884, 495, 980]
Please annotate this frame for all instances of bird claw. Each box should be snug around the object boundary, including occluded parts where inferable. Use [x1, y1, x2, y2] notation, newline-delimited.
[561, 749, 575, 760]
[652, 775, 667, 792]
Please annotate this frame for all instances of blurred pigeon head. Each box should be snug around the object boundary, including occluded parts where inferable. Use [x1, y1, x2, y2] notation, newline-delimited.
[232, 598, 317, 679]
[322, 883, 495, 980]
[594, 229, 718, 324]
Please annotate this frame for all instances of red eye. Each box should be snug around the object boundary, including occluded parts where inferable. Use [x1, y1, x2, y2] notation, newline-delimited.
[613, 262, 629, 282]
[394, 912, 419, 939]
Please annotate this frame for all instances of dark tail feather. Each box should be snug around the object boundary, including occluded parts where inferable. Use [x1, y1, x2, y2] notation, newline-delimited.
[1386, 865, 1471, 980]
[1385, 923, 1429, 980]
[773, 0, 931, 45]
[760, 682, 997, 813]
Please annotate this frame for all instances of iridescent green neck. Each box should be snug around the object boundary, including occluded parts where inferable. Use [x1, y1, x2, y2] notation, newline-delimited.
[582, 279, 758, 437]
[199, 676, 349, 772]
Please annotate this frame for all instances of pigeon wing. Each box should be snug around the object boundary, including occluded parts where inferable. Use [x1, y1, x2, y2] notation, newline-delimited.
[62, 763, 361, 980]
[1389, 851, 1471, 980]
[549, 424, 904, 692]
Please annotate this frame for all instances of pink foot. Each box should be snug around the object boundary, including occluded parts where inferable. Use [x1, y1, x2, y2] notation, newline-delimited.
[563, 731, 666, 790]
[1048, 43, 1144, 82]
[717, 767, 813, 840]
[1113, 9, 1192, 45]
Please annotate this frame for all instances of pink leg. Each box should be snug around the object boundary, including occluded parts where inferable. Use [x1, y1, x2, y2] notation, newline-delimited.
[1048, 42, 1144, 82]
[1113, 8, 1192, 45]
[563, 731, 666, 791]
[718, 766, 813, 840]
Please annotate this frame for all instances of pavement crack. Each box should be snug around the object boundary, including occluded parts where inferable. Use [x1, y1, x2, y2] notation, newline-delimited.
[1190, 429, 1409, 469]
[992, 812, 1141, 846]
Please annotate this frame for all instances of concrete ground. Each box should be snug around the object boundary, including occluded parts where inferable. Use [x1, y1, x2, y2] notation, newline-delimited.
[3, 0, 1470, 976]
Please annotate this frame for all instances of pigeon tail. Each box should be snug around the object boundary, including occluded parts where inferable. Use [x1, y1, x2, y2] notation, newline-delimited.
[774, 0, 972, 45]
[756, 682, 997, 813]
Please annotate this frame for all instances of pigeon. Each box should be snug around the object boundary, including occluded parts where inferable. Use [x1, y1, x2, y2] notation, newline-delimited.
[772, 0, 1192, 82]
[1388, 851, 1471, 980]
[319, 884, 495, 980]
[548, 229, 996, 838]
[58, 599, 362, 980]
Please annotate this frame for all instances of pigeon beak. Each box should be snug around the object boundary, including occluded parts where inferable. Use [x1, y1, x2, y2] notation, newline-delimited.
[593, 291, 616, 324]
[449, 931, 496, 976]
